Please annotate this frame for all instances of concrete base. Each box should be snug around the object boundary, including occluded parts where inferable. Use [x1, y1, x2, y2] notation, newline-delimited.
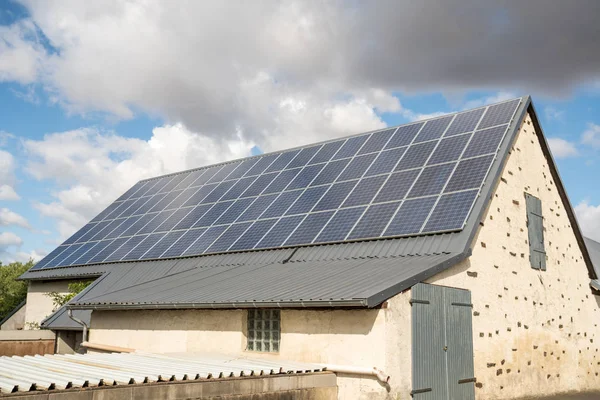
[6, 372, 337, 400]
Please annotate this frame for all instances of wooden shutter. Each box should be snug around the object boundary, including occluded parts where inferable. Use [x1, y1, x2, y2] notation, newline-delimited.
[525, 193, 546, 270]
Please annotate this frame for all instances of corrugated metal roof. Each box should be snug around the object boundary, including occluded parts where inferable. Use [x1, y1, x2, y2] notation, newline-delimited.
[0, 352, 324, 394]
[41, 307, 90, 331]
[584, 237, 600, 291]
[68, 252, 463, 309]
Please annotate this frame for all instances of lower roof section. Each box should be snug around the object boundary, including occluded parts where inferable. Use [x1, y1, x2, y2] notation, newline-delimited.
[0, 351, 325, 394]
[68, 249, 465, 310]
[41, 307, 91, 331]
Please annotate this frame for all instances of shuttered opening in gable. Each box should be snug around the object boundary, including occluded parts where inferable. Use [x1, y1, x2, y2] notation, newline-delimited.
[525, 193, 546, 270]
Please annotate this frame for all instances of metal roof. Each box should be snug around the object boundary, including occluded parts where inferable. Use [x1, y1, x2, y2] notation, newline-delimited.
[41, 307, 91, 331]
[68, 251, 464, 309]
[0, 352, 324, 394]
[20, 96, 599, 310]
[584, 237, 600, 291]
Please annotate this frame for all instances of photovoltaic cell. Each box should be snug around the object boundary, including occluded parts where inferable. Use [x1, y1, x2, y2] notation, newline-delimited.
[265, 149, 300, 173]
[287, 146, 321, 169]
[183, 225, 227, 255]
[75, 240, 112, 265]
[286, 186, 329, 215]
[104, 235, 147, 262]
[242, 172, 278, 197]
[284, 211, 334, 245]
[286, 164, 324, 190]
[141, 231, 186, 259]
[193, 201, 234, 228]
[311, 140, 344, 164]
[343, 175, 387, 207]
[123, 233, 165, 260]
[373, 170, 420, 203]
[315, 207, 366, 243]
[395, 141, 437, 171]
[385, 197, 437, 236]
[310, 159, 350, 186]
[364, 147, 406, 177]
[33, 98, 523, 269]
[336, 153, 377, 181]
[173, 204, 212, 230]
[89, 237, 129, 264]
[313, 181, 357, 212]
[215, 197, 256, 225]
[478, 99, 520, 130]
[385, 123, 424, 149]
[358, 128, 396, 155]
[414, 115, 453, 143]
[463, 125, 506, 158]
[427, 134, 471, 165]
[423, 190, 479, 232]
[237, 193, 278, 222]
[207, 222, 253, 253]
[347, 202, 401, 239]
[407, 163, 454, 198]
[255, 215, 304, 249]
[261, 190, 302, 219]
[161, 228, 207, 258]
[444, 107, 485, 137]
[229, 219, 277, 251]
[444, 155, 494, 193]
[332, 135, 368, 160]
[263, 169, 301, 194]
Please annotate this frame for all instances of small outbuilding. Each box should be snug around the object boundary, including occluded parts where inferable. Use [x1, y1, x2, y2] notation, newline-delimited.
[19, 97, 600, 400]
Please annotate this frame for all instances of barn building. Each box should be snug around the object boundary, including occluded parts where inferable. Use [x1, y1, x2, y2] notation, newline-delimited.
[17, 96, 600, 399]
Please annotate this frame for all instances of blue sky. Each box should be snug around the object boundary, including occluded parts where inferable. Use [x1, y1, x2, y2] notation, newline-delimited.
[1, 0, 600, 263]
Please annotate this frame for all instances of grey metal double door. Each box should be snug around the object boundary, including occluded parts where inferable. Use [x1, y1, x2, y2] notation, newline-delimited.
[411, 283, 475, 400]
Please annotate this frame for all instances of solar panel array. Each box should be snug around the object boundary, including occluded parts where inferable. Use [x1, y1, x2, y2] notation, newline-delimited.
[33, 98, 522, 270]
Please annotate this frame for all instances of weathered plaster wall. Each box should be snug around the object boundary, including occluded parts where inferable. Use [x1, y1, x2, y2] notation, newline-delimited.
[426, 112, 600, 399]
[90, 292, 412, 400]
[24, 280, 71, 329]
[0, 303, 26, 330]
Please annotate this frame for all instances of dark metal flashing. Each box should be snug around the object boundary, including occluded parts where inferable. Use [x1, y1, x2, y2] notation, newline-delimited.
[0, 299, 26, 327]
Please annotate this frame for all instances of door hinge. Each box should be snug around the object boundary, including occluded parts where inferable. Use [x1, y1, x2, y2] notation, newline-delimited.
[458, 377, 477, 384]
[409, 299, 430, 305]
[451, 302, 473, 307]
[411, 388, 432, 395]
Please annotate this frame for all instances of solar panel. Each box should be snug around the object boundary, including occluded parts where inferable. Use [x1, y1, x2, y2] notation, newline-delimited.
[34, 98, 522, 269]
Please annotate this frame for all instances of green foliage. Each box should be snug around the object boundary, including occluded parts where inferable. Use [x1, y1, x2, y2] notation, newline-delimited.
[46, 280, 93, 311]
[0, 260, 34, 321]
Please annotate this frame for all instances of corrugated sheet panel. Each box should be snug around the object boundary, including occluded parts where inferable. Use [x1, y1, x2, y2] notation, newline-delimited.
[70, 252, 461, 309]
[0, 352, 324, 394]
[41, 307, 91, 331]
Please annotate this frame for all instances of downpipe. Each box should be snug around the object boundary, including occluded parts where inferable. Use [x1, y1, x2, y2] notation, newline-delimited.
[67, 309, 88, 344]
[321, 364, 390, 383]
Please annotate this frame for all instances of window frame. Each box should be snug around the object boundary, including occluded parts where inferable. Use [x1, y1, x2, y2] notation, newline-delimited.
[246, 309, 281, 353]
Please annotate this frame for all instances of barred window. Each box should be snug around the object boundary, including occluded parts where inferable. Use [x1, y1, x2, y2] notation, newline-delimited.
[247, 309, 280, 352]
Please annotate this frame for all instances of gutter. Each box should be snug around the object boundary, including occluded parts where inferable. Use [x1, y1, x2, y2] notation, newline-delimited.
[67, 309, 89, 344]
[67, 298, 369, 311]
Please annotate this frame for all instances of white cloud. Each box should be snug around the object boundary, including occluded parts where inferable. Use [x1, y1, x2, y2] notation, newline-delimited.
[547, 137, 579, 159]
[0, 19, 45, 84]
[0, 185, 20, 201]
[0, 208, 31, 229]
[545, 106, 564, 121]
[462, 92, 518, 110]
[581, 123, 600, 149]
[575, 201, 600, 242]
[0, 232, 24, 263]
[24, 124, 256, 239]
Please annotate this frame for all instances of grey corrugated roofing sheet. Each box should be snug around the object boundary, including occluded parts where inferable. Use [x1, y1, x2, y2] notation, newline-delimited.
[0, 352, 324, 394]
[69, 251, 463, 309]
[584, 237, 600, 291]
[41, 307, 91, 331]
